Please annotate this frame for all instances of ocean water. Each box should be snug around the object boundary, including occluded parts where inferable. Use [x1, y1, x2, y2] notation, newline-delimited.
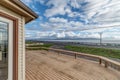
[43, 39, 120, 44]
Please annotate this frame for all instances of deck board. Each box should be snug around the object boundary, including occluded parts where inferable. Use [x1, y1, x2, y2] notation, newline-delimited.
[26, 50, 120, 80]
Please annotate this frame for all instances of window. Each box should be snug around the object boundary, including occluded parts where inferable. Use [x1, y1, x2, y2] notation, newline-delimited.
[0, 17, 13, 80]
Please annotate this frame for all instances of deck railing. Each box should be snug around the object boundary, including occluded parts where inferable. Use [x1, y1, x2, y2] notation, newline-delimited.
[26, 47, 120, 71]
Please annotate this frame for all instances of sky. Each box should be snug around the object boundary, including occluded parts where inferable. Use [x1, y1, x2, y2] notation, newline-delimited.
[21, 0, 120, 40]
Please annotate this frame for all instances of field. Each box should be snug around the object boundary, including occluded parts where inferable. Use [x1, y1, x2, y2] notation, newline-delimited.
[26, 44, 52, 50]
[26, 42, 120, 59]
[65, 45, 120, 59]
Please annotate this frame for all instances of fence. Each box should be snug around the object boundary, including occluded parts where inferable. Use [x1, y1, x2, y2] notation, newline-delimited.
[26, 47, 120, 71]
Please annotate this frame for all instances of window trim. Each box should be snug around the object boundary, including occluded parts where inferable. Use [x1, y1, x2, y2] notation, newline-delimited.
[0, 12, 18, 80]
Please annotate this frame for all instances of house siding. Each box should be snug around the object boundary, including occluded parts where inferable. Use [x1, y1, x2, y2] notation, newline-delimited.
[0, 5, 25, 80]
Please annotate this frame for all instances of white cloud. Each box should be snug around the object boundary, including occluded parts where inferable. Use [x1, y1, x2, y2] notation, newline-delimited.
[23, 0, 120, 40]
[83, 0, 120, 24]
[69, 0, 81, 8]
[40, 19, 83, 32]
[26, 27, 120, 40]
[65, 31, 77, 37]
[56, 32, 65, 38]
[49, 17, 68, 23]
[44, 0, 85, 18]
[44, 0, 120, 26]
[44, 0, 68, 17]
[69, 21, 83, 27]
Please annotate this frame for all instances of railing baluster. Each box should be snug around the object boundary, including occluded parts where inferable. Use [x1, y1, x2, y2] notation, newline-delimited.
[105, 61, 108, 68]
[99, 58, 102, 64]
[75, 53, 77, 59]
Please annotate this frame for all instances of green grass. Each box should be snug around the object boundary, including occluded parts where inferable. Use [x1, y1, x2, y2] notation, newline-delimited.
[26, 47, 48, 51]
[26, 41, 35, 44]
[27, 44, 53, 48]
[65, 45, 120, 59]
[26, 44, 53, 50]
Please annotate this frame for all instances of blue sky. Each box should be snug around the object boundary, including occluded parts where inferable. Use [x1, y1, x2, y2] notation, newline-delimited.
[21, 0, 120, 40]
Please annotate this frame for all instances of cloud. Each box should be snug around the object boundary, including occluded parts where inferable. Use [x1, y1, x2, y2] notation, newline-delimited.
[83, 0, 120, 24]
[39, 19, 83, 32]
[44, 0, 68, 17]
[44, 0, 85, 18]
[49, 17, 68, 23]
[69, 0, 82, 8]
[21, 0, 120, 40]
[26, 28, 120, 40]
[44, 0, 120, 25]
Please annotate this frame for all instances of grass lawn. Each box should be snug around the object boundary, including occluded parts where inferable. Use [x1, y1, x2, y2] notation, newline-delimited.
[65, 45, 120, 59]
[26, 44, 53, 50]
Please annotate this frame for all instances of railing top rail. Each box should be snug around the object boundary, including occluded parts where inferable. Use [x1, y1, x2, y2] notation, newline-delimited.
[48, 47, 120, 67]
[27, 47, 120, 67]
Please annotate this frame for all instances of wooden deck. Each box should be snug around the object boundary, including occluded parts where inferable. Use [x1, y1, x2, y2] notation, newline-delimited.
[26, 50, 120, 80]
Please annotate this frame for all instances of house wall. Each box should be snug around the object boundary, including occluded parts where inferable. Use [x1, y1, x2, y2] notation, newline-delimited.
[0, 5, 25, 80]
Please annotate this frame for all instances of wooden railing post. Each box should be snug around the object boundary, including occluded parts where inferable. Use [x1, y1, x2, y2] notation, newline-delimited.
[58, 51, 60, 55]
[99, 58, 102, 64]
[75, 53, 77, 59]
[105, 61, 108, 68]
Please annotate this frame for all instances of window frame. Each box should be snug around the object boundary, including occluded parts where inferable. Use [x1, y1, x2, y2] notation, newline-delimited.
[0, 12, 18, 80]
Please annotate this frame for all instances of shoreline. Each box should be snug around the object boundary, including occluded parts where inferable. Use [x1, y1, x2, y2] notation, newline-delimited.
[37, 40, 120, 50]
